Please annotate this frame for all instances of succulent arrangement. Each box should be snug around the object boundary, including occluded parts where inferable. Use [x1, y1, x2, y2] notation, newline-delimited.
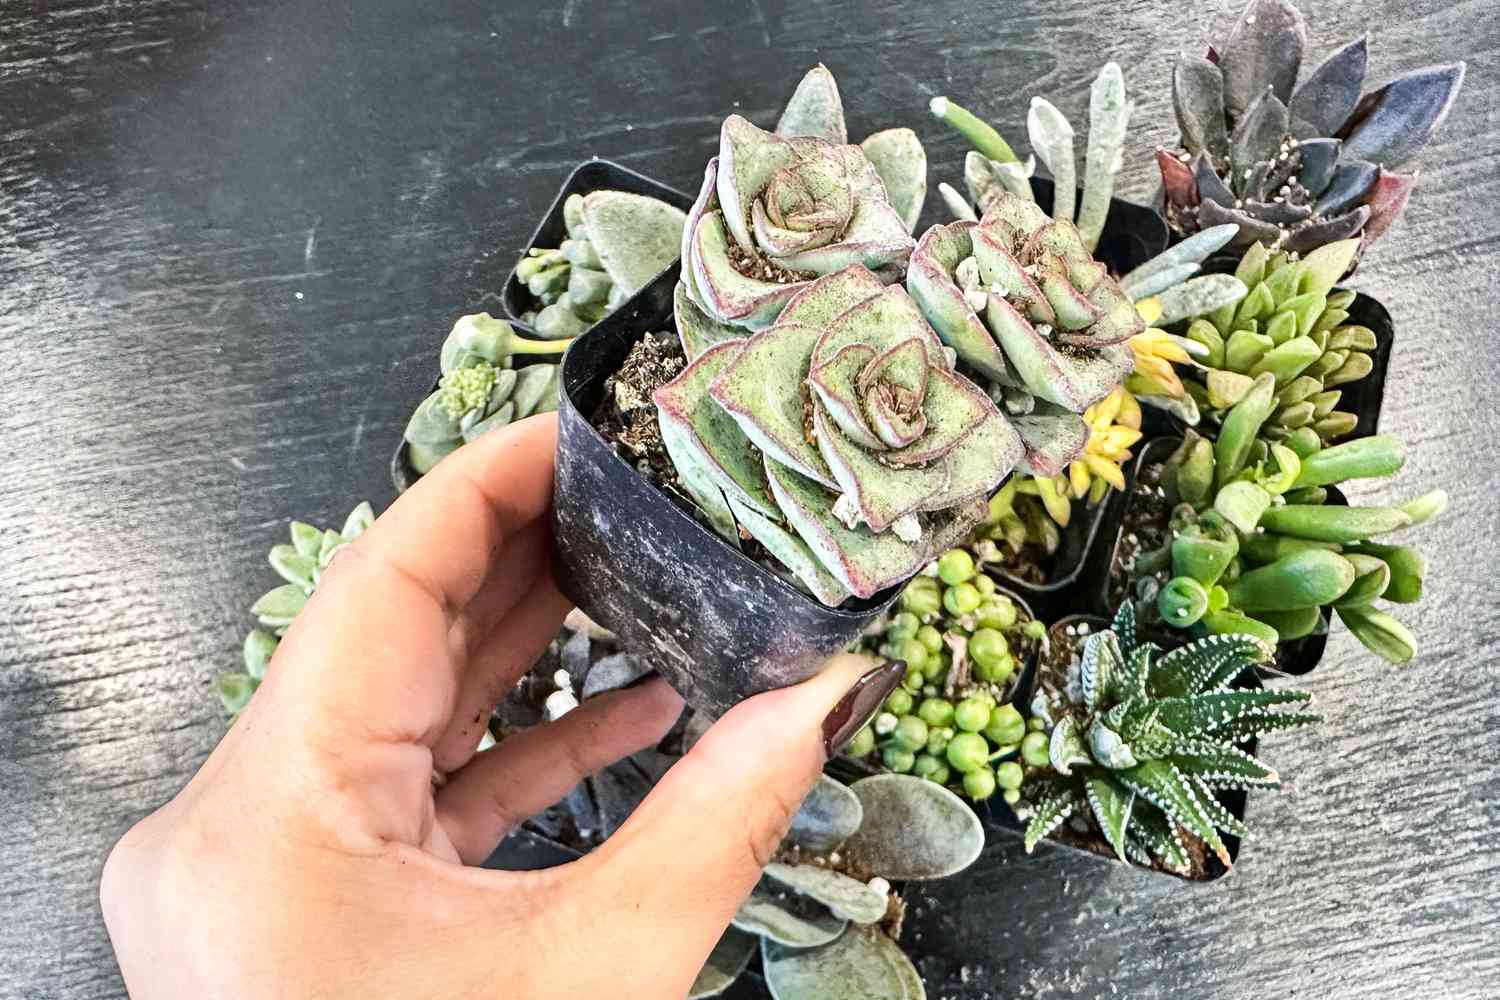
[1158, 0, 1465, 255]
[1014, 603, 1318, 875]
[845, 552, 1046, 803]
[516, 189, 687, 339]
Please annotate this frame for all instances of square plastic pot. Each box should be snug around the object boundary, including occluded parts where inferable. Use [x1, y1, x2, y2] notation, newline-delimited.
[551, 264, 899, 718]
[500, 158, 694, 328]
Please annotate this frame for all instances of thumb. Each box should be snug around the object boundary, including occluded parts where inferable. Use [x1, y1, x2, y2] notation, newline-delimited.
[568, 653, 904, 990]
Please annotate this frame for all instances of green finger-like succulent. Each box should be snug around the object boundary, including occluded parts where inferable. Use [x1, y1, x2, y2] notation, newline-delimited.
[1158, 0, 1464, 254]
[655, 266, 1021, 604]
[678, 65, 926, 334]
[518, 189, 688, 339]
[216, 502, 376, 720]
[1016, 603, 1317, 875]
[906, 190, 1141, 480]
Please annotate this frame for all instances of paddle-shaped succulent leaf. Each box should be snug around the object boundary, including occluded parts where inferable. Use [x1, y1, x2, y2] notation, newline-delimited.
[517, 189, 687, 339]
[906, 190, 1139, 477]
[762, 927, 925, 1000]
[656, 267, 1020, 603]
[689, 928, 759, 999]
[1017, 604, 1317, 875]
[679, 66, 925, 331]
[1159, 0, 1465, 254]
[841, 773, 984, 879]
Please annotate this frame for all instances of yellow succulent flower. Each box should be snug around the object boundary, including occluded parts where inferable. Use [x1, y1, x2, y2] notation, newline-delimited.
[1127, 297, 1196, 399]
[1016, 386, 1143, 529]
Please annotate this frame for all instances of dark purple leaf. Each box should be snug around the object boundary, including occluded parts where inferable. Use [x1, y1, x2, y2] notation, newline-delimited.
[1340, 62, 1466, 166]
[1283, 205, 1371, 253]
[1219, 0, 1307, 114]
[1313, 160, 1378, 217]
[1173, 51, 1230, 158]
[1229, 89, 1289, 192]
[1289, 35, 1368, 137]
[1199, 199, 1282, 247]
[1243, 199, 1312, 225]
[1194, 151, 1236, 208]
[1295, 137, 1341, 195]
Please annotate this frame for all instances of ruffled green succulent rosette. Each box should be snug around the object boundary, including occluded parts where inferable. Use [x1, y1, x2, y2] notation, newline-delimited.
[1159, 0, 1464, 255]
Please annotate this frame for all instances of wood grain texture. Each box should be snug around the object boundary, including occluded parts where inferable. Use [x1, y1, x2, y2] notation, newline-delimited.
[2, 1, 1497, 997]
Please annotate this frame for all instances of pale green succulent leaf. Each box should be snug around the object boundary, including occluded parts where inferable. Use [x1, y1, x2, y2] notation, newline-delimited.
[732, 893, 847, 949]
[842, 774, 983, 880]
[268, 544, 317, 588]
[1153, 273, 1250, 325]
[688, 210, 802, 329]
[861, 127, 928, 233]
[1027, 96, 1077, 224]
[243, 628, 278, 681]
[252, 583, 308, 626]
[580, 189, 686, 295]
[1077, 62, 1130, 251]
[688, 927, 759, 999]
[675, 281, 748, 363]
[289, 521, 321, 558]
[764, 863, 888, 925]
[785, 774, 864, 855]
[1010, 407, 1089, 479]
[774, 64, 848, 144]
[215, 673, 256, 714]
[729, 495, 850, 606]
[763, 926, 924, 1000]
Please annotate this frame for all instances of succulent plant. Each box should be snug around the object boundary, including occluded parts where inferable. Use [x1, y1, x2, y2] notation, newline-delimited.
[215, 501, 376, 719]
[518, 189, 688, 339]
[1136, 428, 1445, 662]
[402, 312, 564, 475]
[931, 62, 1132, 255]
[907, 190, 1143, 481]
[677, 65, 928, 336]
[1017, 603, 1318, 875]
[695, 773, 983, 999]
[847, 556, 1046, 805]
[654, 265, 1021, 605]
[1158, 0, 1465, 254]
[1170, 239, 1373, 449]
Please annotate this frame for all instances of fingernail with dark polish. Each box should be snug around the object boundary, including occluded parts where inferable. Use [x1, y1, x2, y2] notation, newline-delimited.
[822, 660, 906, 758]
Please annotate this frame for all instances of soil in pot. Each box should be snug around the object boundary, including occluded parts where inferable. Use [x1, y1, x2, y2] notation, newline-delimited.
[1106, 457, 1172, 612]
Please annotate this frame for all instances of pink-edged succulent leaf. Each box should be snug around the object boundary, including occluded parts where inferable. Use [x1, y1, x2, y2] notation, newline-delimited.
[1038, 251, 1107, 330]
[764, 457, 987, 598]
[1362, 168, 1418, 244]
[1289, 35, 1368, 137]
[918, 408, 1022, 510]
[859, 338, 930, 449]
[860, 127, 928, 233]
[726, 494, 851, 606]
[811, 284, 948, 371]
[983, 294, 1133, 411]
[907, 221, 1012, 383]
[773, 196, 915, 276]
[1339, 62, 1465, 167]
[971, 222, 1054, 324]
[1218, 0, 1307, 115]
[717, 115, 798, 253]
[1173, 52, 1230, 159]
[676, 280, 750, 363]
[708, 320, 835, 487]
[1157, 148, 1199, 208]
[653, 339, 778, 517]
[775, 64, 848, 144]
[1010, 405, 1090, 477]
[581, 190, 687, 295]
[814, 405, 949, 532]
[807, 343, 886, 450]
[777, 263, 887, 328]
[880, 364, 991, 467]
[689, 211, 804, 328]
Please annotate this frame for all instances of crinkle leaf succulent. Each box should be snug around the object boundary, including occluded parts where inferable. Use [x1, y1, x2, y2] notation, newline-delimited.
[656, 266, 1021, 604]
[679, 65, 927, 334]
[216, 502, 376, 719]
[906, 190, 1141, 478]
[1160, 0, 1465, 254]
[402, 313, 565, 476]
[1018, 604, 1317, 874]
[518, 189, 687, 339]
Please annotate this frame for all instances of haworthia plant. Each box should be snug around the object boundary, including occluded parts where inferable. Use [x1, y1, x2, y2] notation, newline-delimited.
[1159, 0, 1465, 254]
[1018, 603, 1318, 875]
[679, 65, 927, 334]
[655, 265, 1019, 604]
[518, 189, 688, 339]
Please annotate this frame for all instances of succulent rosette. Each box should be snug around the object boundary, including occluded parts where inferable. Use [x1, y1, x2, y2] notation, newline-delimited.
[677, 65, 927, 337]
[906, 190, 1141, 479]
[655, 265, 1021, 605]
[1158, 0, 1465, 254]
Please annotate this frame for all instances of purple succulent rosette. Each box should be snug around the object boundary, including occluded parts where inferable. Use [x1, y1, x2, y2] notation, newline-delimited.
[654, 265, 1020, 604]
[1159, 0, 1464, 254]
[677, 65, 928, 336]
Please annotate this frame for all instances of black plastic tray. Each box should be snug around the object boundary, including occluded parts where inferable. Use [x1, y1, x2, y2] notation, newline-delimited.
[499, 158, 694, 328]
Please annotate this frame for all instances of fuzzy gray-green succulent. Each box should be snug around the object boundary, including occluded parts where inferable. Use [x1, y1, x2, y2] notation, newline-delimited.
[214, 501, 375, 719]
[1158, 0, 1465, 254]
[689, 773, 982, 1000]
[518, 189, 688, 339]
[656, 266, 1020, 605]
[402, 313, 564, 476]
[676, 64, 928, 337]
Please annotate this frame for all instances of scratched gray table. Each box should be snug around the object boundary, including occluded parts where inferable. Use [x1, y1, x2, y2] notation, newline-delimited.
[3, 1, 1497, 997]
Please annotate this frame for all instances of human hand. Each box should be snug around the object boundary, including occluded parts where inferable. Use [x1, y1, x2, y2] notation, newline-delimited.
[101, 414, 903, 999]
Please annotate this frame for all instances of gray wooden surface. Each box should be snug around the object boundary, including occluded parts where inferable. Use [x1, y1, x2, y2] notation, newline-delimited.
[2, 1, 1497, 997]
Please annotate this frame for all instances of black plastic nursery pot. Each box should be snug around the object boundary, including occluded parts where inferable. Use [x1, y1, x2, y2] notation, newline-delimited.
[1027, 176, 1170, 278]
[499, 158, 695, 328]
[551, 264, 900, 718]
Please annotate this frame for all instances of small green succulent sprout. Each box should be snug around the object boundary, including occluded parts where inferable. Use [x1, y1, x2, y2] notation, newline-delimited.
[677, 64, 927, 338]
[1017, 603, 1318, 876]
[907, 189, 1142, 482]
[1137, 428, 1443, 663]
[402, 313, 565, 476]
[215, 501, 375, 720]
[655, 266, 1022, 605]
[931, 62, 1132, 255]
[1159, 0, 1465, 254]
[518, 188, 688, 340]
[701, 773, 981, 999]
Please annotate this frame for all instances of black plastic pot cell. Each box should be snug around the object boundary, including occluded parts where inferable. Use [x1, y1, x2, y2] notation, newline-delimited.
[499, 158, 694, 328]
[551, 264, 899, 718]
[1334, 293, 1393, 441]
